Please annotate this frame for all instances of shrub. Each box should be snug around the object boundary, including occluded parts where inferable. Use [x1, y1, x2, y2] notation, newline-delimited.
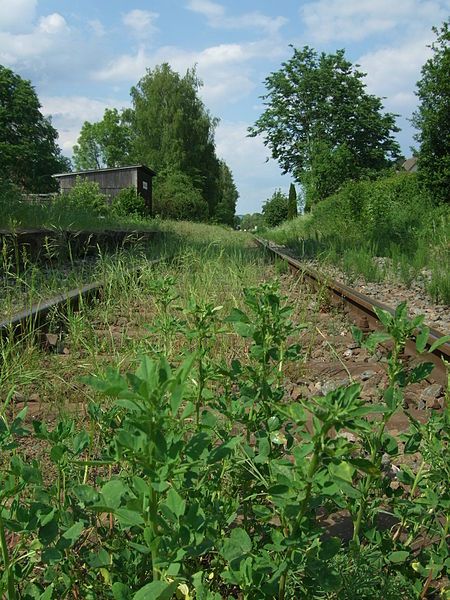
[262, 189, 289, 227]
[58, 178, 109, 216]
[111, 186, 146, 217]
[153, 171, 209, 221]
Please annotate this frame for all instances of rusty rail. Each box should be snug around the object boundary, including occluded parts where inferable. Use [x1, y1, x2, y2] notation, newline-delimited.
[255, 237, 449, 387]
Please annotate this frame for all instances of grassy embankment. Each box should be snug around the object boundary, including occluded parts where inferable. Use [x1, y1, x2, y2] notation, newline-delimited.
[264, 173, 450, 304]
[1, 219, 449, 599]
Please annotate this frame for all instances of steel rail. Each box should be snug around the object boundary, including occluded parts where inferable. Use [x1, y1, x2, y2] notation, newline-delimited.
[255, 237, 449, 387]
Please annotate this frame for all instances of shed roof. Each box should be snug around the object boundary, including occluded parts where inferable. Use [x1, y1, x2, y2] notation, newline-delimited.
[53, 164, 157, 178]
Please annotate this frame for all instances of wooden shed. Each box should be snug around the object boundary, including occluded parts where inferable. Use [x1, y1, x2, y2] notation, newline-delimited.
[53, 165, 156, 215]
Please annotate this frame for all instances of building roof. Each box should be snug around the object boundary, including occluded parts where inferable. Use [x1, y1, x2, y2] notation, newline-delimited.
[53, 164, 157, 178]
[401, 157, 418, 173]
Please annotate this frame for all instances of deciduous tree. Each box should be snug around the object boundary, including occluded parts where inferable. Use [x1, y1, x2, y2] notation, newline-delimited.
[131, 63, 220, 217]
[249, 47, 401, 208]
[215, 160, 239, 226]
[412, 21, 450, 204]
[262, 189, 289, 227]
[0, 65, 69, 191]
[72, 108, 133, 170]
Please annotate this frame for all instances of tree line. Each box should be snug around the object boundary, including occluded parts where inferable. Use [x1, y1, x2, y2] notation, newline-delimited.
[1, 19, 448, 225]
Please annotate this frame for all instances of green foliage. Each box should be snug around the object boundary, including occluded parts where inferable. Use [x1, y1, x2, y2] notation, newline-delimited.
[413, 20, 450, 204]
[72, 108, 133, 171]
[240, 213, 265, 231]
[1, 269, 450, 598]
[264, 172, 449, 300]
[111, 186, 146, 218]
[262, 189, 289, 227]
[153, 170, 209, 221]
[215, 160, 239, 226]
[58, 178, 109, 216]
[0, 65, 70, 192]
[287, 183, 298, 220]
[131, 64, 220, 218]
[249, 46, 401, 207]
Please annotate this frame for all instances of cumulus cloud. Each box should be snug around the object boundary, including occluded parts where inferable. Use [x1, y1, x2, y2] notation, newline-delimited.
[300, 0, 445, 43]
[187, 0, 287, 34]
[358, 37, 433, 114]
[122, 9, 159, 39]
[41, 95, 129, 154]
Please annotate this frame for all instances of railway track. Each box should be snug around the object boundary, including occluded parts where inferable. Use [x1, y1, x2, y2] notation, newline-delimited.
[255, 237, 449, 387]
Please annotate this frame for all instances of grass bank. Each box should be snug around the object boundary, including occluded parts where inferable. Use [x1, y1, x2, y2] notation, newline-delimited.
[264, 173, 450, 304]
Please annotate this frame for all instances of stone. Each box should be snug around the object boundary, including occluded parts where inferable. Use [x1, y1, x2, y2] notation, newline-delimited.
[360, 369, 377, 381]
[343, 349, 353, 358]
[45, 333, 59, 346]
[29, 393, 40, 402]
[420, 384, 443, 409]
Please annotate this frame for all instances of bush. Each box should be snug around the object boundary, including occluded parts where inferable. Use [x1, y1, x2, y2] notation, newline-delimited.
[262, 189, 289, 227]
[58, 178, 109, 216]
[153, 171, 209, 221]
[111, 186, 146, 217]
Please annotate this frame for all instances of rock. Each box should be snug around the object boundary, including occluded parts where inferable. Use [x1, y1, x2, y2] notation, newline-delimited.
[343, 349, 353, 358]
[336, 431, 357, 443]
[13, 391, 25, 402]
[420, 384, 443, 409]
[291, 385, 308, 401]
[45, 333, 59, 346]
[321, 378, 349, 396]
[368, 351, 383, 363]
[360, 369, 377, 381]
[116, 317, 128, 326]
[29, 393, 40, 402]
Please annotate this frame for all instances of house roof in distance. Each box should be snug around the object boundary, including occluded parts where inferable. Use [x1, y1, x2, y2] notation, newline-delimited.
[53, 164, 157, 178]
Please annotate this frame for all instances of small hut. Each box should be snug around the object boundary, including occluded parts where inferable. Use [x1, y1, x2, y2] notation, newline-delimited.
[53, 165, 156, 215]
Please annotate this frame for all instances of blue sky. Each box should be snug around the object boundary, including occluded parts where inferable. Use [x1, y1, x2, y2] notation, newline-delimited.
[1, 0, 448, 213]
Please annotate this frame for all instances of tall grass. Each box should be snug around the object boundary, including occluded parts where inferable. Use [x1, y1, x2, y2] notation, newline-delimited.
[265, 173, 450, 302]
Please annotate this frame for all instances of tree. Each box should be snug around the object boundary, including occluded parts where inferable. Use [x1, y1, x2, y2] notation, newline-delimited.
[130, 63, 220, 217]
[287, 183, 298, 219]
[412, 21, 450, 204]
[0, 65, 70, 192]
[262, 189, 289, 227]
[153, 169, 209, 221]
[72, 108, 133, 170]
[249, 47, 401, 207]
[240, 213, 265, 231]
[215, 160, 239, 225]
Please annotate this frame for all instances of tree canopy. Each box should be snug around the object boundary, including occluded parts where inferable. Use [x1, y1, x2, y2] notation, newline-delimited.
[262, 189, 289, 227]
[72, 108, 133, 171]
[249, 47, 401, 208]
[131, 64, 220, 218]
[0, 65, 69, 192]
[412, 20, 450, 204]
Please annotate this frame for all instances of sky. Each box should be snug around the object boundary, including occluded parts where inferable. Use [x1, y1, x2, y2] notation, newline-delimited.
[1, 0, 448, 213]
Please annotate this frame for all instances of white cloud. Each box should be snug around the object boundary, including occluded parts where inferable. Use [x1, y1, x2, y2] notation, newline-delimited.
[187, 0, 287, 34]
[37, 13, 68, 34]
[300, 0, 445, 43]
[0, 0, 37, 33]
[216, 121, 289, 213]
[123, 9, 159, 39]
[0, 13, 68, 66]
[41, 95, 129, 154]
[358, 36, 433, 114]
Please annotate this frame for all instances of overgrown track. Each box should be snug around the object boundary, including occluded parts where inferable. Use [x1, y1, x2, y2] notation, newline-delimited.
[255, 237, 450, 386]
[0, 257, 168, 341]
